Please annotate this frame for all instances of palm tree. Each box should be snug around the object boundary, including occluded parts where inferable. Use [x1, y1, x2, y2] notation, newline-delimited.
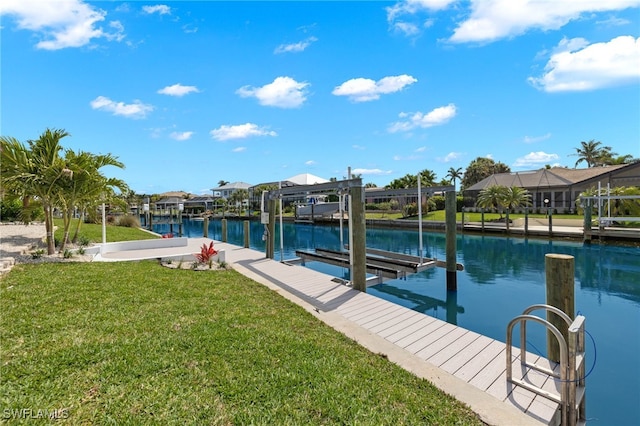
[446, 167, 464, 190]
[418, 169, 437, 186]
[1, 129, 71, 254]
[476, 185, 509, 218]
[502, 186, 532, 210]
[57, 149, 127, 252]
[573, 140, 614, 168]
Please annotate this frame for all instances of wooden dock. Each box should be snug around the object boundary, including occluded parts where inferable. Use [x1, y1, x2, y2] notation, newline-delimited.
[216, 242, 562, 425]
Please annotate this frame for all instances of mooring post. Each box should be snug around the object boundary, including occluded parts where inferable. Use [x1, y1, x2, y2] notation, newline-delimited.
[243, 220, 250, 248]
[460, 208, 465, 233]
[267, 198, 276, 259]
[524, 208, 529, 236]
[351, 184, 367, 292]
[583, 199, 592, 244]
[481, 208, 485, 233]
[545, 253, 575, 363]
[445, 190, 457, 291]
[548, 208, 553, 237]
[203, 217, 209, 238]
[505, 209, 510, 232]
[221, 218, 228, 243]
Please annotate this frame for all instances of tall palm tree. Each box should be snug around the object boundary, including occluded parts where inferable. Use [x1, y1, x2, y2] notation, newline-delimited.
[1, 129, 70, 254]
[445, 167, 464, 190]
[573, 140, 613, 168]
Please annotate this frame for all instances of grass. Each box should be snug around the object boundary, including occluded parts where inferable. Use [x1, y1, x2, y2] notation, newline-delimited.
[53, 219, 158, 245]
[0, 262, 483, 425]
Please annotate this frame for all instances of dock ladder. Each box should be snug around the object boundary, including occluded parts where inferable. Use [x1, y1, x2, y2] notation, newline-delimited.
[506, 304, 586, 426]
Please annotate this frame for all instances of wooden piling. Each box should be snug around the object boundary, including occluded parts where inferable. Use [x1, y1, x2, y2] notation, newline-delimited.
[583, 199, 592, 244]
[481, 209, 485, 233]
[221, 218, 228, 243]
[351, 185, 367, 292]
[545, 253, 575, 363]
[244, 220, 250, 248]
[524, 208, 529, 236]
[548, 209, 553, 237]
[203, 217, 209, 238]
[445, 191, 457, 291]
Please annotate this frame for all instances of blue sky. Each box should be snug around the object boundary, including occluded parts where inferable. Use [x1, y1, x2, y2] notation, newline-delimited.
[2, 0, 639, 195]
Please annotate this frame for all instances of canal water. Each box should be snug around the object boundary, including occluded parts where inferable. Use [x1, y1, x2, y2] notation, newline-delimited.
[155, 218, 640, 425]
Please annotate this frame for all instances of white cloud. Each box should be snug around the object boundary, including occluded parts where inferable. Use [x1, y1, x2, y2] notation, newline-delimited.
[387, 0, 455, 21]
[415, 146, 427, 152]
[523, 133, 552, 143]
[274, 36, 318, 54]
[450, 0, 640, 44]
[236, 77, 309, 108]
[157, 83, 200, 97]
[388, 103, 457, 133]
[90, 96, 153, 119]
[352, 168, 393, 176]
[1, 0, 124, 50]
[438, 152, 463, 162]
[387, 0, 456, 36]
[142, 5, 171, 15]
[232, 147, 246, 152]
[529, 36, 640, 92]
[210, 123, 277, 141]
[513, 151, 559, 167]
[305, 160, 316, 165]
[169, 131, 193, 141]
[333, 75, 417, 102]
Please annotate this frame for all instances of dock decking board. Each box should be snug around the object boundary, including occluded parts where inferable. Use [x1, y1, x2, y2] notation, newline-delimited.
[215, 243, 561, 425]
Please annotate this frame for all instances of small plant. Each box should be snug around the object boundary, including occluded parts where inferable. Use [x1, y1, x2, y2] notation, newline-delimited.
[77, 247, 85, 255]
[217, 260, 229, 270]
[78, 235, 91, 246]
[195, 242, 218, 269]
[31, 248, 45, 259]
[63, 249, 74, 259]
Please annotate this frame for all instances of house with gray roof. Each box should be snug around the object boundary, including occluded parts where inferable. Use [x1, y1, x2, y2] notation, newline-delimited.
[464, 162, 640, 212]
[210, 182, 252, 200]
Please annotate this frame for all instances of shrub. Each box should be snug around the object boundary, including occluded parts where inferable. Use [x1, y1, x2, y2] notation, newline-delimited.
[117, 214, 141, 228]
[30, 248, 45, 259]
[77, 235, 91, 246]
[195, 242, 218, 269]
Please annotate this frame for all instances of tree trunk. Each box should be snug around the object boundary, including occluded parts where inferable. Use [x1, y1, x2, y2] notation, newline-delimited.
[44, 205, 55, 255]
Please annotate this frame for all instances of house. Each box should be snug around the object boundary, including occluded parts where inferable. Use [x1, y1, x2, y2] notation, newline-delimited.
[464, 163, 640, 212]
[248, 173, 331, 208]
[210, 182, 252, 200]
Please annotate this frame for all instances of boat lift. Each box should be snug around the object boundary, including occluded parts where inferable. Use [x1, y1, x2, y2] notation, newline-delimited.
[261, 172, 461, 291]
[293, 246, 463, 287]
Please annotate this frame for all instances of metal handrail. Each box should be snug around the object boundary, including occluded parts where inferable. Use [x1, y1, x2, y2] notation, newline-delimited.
[506, 304, 586, 426]
[507, 314, 569, 426]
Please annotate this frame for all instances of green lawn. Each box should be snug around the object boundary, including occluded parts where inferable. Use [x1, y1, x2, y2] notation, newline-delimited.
[53, 219, 158, 245]
[0, 262, 482, 425]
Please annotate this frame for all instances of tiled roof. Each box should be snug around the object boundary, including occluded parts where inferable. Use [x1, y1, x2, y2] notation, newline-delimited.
[465, 165, 631, 191]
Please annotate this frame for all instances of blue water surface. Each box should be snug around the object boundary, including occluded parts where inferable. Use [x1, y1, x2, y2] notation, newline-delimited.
[156, 218, 640, 426]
